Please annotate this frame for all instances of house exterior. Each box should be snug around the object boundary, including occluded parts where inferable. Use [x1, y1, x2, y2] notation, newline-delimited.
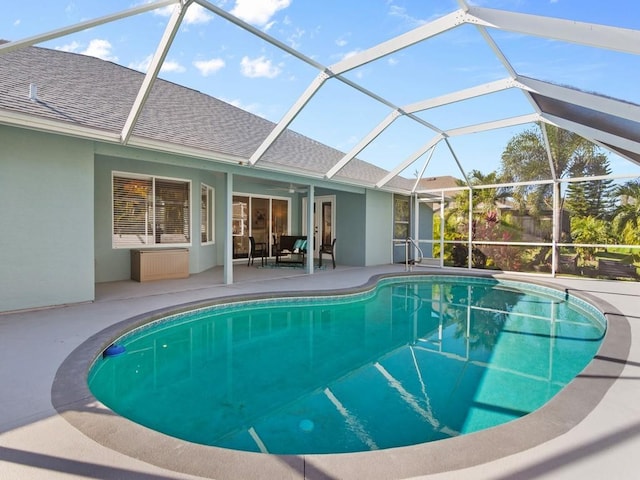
[0, 44, 424, 313]
[5, 2, 638, 313]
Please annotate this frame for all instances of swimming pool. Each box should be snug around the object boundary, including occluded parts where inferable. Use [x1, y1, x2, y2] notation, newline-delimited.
[88, 275, 605, 455]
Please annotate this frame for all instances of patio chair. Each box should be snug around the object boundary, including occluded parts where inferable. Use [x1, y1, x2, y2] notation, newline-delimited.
[318, 238, 337, 269]
[248, 236, 267, 266]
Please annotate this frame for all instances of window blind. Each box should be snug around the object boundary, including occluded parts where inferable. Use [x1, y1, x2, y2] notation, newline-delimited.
[155, 179, 190, 244]
[113, 173, 190, 248]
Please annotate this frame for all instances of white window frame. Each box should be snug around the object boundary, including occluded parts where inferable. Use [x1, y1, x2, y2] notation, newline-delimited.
[112, 171, 192, 249]
[201, 183, 215, 245]
[393, 194, 411, 240]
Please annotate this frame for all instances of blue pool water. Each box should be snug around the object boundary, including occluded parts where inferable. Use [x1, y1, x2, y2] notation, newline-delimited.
[88, 276, 605, 454]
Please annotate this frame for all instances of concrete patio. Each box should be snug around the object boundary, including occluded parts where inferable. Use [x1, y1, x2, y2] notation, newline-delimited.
[1, 264, 639, 479]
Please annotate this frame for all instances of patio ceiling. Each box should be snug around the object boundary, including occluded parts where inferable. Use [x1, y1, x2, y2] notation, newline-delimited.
[1, 0, 640, 195]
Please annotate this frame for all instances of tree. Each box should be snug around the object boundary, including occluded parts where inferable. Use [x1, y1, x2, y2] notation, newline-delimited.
[468, 170, 510, 216]
[500, 128, 550, 215]
[565, 179, 590, 218]
[441, 182, 471, 266]
[500, 123, 606, 269]
[570, 216, 615, 262]
[501, 124, 600, 211]
[444, 170, 509, 227]
[582, 158, 615, 218]
[565, 155, 615, 219]
[612, 180, 640, 245]
[440, 170, 521, 269]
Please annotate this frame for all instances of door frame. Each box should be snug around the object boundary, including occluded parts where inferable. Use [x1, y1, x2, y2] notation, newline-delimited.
[302, 195, 336, 257]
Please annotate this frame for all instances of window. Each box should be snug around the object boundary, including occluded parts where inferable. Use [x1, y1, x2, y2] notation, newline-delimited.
[394, 195, 410, 239]
[201, 184, 214, 244]
[112, 172, 191, 248]
[232, 199, 248, 237]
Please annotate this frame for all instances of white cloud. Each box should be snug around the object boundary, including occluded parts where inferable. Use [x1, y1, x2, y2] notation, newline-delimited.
[128, 56, 151, 72]
[13, 19, 21, 26]
[184, 3, 214, 24]
[153, 3, 213, 24]
[387, 57, 398, 66]
[56, 40, 82, 53]
[154, 5, 175, 18]
[194, 58, 226, 76]
[57, 39, 118, 62]
[335, 38, 348, 47]
[230, 0, 291, 27]
[240, 56, 281, 78]
[337, 135, 360, 150]
[162, 59, 186, 73]
[388, 3, 427, 27]
[225, 98, 266, 117]
[83, 39, 118, 61]
[287, 27, 305, 49]
[128, 54, 186, 74]
[340, 49, 361, 61]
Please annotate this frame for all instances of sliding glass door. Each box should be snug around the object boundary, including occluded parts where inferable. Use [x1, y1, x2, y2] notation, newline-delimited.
[232, 195, 290, 259]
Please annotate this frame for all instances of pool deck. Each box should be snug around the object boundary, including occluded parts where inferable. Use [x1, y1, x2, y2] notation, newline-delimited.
[1, 264, 639, 479]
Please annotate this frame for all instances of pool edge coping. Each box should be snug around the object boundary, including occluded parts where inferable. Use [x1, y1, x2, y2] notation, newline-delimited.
[51, 271, 631, 480]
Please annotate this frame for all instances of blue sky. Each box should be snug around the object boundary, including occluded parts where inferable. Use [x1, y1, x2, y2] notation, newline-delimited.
[2, 0, 640, 180]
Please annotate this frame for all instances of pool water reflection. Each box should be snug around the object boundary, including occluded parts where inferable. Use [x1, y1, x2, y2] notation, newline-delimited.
[88, 276, 605, 454]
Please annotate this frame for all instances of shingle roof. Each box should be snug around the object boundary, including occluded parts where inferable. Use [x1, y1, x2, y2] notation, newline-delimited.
[5, 0, 640, 195]
[0, 44, 410, 191]
[417, 176, 461, 191]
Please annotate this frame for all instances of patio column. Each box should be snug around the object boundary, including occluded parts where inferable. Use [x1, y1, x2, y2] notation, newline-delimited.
[224, 172, 233, 284]
[467, 188, 473, 269]
[551, 180, 560, 276]
[306, 184, 314, 274]
[413, 193, 419, 258]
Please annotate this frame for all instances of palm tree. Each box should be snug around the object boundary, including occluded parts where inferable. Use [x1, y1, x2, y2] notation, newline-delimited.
[444, 170, 508, 224]
[501, 124, 599, 211]
[468, 170, 510, 216]
[441, 171, 518, 268]
[500, 123, 604, 270]
[612, 180, 640, 245]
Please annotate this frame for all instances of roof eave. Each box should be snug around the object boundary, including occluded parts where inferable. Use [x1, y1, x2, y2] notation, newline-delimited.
[0, 109, 120, 143]
[0, 108, 406, 193]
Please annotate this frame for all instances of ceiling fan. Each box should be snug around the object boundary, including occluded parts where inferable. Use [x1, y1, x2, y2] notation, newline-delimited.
[268, 183, 308, 194]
